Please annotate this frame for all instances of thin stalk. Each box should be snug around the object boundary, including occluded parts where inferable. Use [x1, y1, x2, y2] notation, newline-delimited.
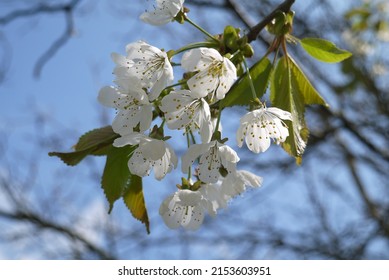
[185, 17, 219, 43]
[164, 81, 186, 90]
[243, 59, 257, 101]
[214, 102, 223, 135]
[171, 41, 218, 57]
[186, 128, 192, 179]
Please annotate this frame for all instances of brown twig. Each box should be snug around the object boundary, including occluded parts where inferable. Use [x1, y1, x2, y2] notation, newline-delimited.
[246, 0, 295, 42]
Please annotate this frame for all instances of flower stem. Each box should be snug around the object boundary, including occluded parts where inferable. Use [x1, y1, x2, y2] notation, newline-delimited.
[214, 102, 222, 135]
[171, 41, 219, 57]
[186, 128, 192, 179]
[185, 17, 219, 43]
[164, 81, 186, 90]
[243, 59, 257, 101]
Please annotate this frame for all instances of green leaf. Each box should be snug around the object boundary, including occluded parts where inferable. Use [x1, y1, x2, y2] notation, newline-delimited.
[290, 59, 328, 107]
[101, 145, 136, 213]
[300, 38, 352, 63]
[221, 57, 272, 108]
[49, 126, 118, 166]
[75, 126, 118, 155]
[123, 175, 150, 234]
[101, 145, 149, 233]
[271, 56, 328, 163]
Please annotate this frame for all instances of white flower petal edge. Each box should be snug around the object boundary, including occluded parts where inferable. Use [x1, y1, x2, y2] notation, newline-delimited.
[182, 141, 239, 184]
[237, 107, 292, 153]
[159, 189, 211, 230]
[113, 133, 178, 180]
[112, 41, 173, 101]
[98, 80, 153, 135]
[181, 48, 237, 101]
[198, 169, 262, 214]
[140, 0, 184, 26]
[221, 170, 263, 198]
[160, 89, 213, 143]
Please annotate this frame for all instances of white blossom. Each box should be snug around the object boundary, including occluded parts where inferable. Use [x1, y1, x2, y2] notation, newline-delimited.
[181, 141, 239, 184]
[160, 89, 213, 142]
[199, 170, 262, 212]
[159, 189, 211, 230]
[237, 107, 292, 153]
[111, 41, 173, 101]
[221, 170, 263, 198]
[113, 133, 177, 180]
[98, 79, 152, 135]
[198, 183, 229, 212]
[140, 0, 185, 26]
[181, 48, 237, 101]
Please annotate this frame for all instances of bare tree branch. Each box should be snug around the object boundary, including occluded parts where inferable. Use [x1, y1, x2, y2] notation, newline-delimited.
[0, 0, 82, 78]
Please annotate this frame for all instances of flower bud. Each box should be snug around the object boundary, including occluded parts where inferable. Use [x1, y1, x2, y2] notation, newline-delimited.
[242, 44, 254, 57]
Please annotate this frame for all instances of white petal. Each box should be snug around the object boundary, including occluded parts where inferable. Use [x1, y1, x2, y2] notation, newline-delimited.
[140, 0, 183, 26]
[236, 122, 246, 148]
[187, 71, 219, 98]
[218, 144, 240, 164]
[113, 133, 146, 147]
[199, 118, 213, 143]
[166, 144, 178, 168]
[238, 170, 263, 188]
[183, 205, 204, 231]
[139, 139, 166, 161]
[159, 194, 182, 229]
[221, 173, 245, 197]
[139, 104, 153, 132]
[181, 48, 208, 71]
[215, 58, 237, 100]
[181, 142, 212, 173]
[149, 60, 174, 101]
[198, 144, 221, 184]
[98, 86, 121, 108]
[153, 147, 176, 180]
[240, 110, 256, 124]
[127, 150, 153, 177]
[177, 189, 202, 206]
[266, 107, 292, 120]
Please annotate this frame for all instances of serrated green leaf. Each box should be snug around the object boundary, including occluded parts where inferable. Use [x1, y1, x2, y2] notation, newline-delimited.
[221, 57, 272, 108]
[49, 126, 119, 166]
[289, 58, 328, 107]
[101, 145, 136, 213]
[271, 57, 328, 163]
[75, 126, 118, 154]
[123, 175, 150, 234]
[300, 38, 352, 63]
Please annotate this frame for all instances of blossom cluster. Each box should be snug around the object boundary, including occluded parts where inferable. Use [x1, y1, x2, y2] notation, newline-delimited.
[98, 0, 292, 230]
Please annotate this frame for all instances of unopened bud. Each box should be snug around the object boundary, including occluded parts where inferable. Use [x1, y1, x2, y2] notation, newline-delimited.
[242, 44, 254, 57]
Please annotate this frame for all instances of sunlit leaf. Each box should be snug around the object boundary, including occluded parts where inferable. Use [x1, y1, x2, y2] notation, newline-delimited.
[271, 56, 328, 163]
[49, 126, 119, 166]
[123, 175, 150, 234]
[300, 38, 352, 63]
[222, 57, 272, 108]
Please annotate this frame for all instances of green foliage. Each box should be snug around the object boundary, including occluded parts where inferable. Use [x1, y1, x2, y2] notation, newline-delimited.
[49, 126, 150, 233]
[271, 57, 327, 163]
[123, 175, 150, 234]
[221, 57, 272, 108]
[101, 145, 135, 213]
[300, 38, 352, 63]
[48, 126, 118, 166]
